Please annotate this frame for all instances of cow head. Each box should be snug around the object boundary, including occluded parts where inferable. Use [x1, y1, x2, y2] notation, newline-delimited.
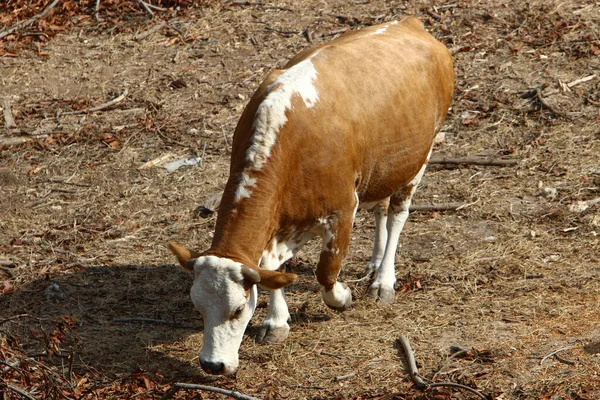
[168, 241, 297, 375]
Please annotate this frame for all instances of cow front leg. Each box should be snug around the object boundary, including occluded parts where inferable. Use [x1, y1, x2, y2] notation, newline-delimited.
[317, 213, 353, 311]
[258, 287, 291, 344]
[368, 166, 425, 303]
[257, 242, 298, 345]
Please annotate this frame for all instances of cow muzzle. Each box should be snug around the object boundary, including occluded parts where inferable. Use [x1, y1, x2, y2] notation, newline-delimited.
[199, 358, 237, 375]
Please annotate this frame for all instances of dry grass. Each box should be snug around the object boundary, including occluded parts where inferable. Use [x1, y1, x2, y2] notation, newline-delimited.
[1, 0, 600, 399]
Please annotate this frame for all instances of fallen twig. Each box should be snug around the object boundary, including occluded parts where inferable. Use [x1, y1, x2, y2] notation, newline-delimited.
[0, 0, 60, 40]
[160, 383, 260, 400]
[37, 179, 92, 188]
[335, 372, 356, 382]
[138, 152, 175, 169]
[196, 192, 468, 217]
[409, 202, 467, 212]
[95, 0, 101, 21]
[227, 0, 294, 11]
[134, 0, 155, 16]
[2, 98, 17, 129]
[539, 346, 573, 365]
[62, 88, 129, 115]
[134, 20, 167, 41]
[429, 157, 518, 166]
[567, 74, 596, 88]
[0, 134, 48, 147]
[521, 85, 570, 119]
[398, 335, 488, 399]
[0, 383, 40, 400]
[534, 88, 570, 119]
[112, 317, 201, 330]
[398, 335, 428, 389]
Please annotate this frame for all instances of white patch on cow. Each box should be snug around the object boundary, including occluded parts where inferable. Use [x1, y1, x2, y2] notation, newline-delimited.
[234, 54, 320, 203]
[189, 256, 257, 375]
[258, 229, 317, 335]
[321, 281, 352, 308]
[358, 200, 379, 210]
[374, 25, 389, 35]
[234, 172, 258, 201]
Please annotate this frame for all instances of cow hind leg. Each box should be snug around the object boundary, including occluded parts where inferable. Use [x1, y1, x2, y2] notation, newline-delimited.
[365, 198, 389, 275]
[368, 166, 426, 303]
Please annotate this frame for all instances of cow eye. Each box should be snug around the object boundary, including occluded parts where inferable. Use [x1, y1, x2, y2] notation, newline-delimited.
[231, 305, 244, 320]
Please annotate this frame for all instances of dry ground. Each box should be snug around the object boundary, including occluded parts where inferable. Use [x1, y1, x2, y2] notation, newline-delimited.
[1, 0, 600, 399]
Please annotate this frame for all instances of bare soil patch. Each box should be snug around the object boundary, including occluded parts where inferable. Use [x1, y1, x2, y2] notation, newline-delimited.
[1, 1, 599, 399]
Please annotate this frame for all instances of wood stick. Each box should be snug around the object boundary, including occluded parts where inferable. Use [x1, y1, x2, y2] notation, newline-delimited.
[133, 0, 155, 16]
[428, 382, 489, 399]
[535, 88, 570, 119]
[0, 135, 48, 147]
[398, 335, 428, 389]
[160, 383, 260, 400]
[567, 74, 596, 88]
[197, 192, 468, 216]
[134, 20, 167, 41]
[540, 346, 572, 365]
[112, 317, 201, 330]
[0, 0, 60, 40]
[409, 202, 467, 212]
[37, 179, 92, 187]
[0, 383, 40, 400]
[335, 372, 356, 381]
[429, 157, 518, 166]
[398, 336, 488, 399]
[138, 152, 175, 169]
[95, 0, 101, 21]
[2, 98, 17, 129]
[62, 88, 128, 115]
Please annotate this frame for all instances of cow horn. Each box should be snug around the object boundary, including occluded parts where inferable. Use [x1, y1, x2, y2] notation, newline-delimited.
[241, 266, 261, 284]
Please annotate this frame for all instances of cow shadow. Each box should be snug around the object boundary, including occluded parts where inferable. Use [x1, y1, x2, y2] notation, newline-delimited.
[0, 264, 210, 381]
[0, 261, 336, 382]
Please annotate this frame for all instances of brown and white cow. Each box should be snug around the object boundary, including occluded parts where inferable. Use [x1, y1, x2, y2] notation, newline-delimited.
[169, 16, 454, 375]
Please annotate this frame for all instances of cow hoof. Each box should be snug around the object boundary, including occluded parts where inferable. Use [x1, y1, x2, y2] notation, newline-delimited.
[257, 325, 289, 344]
[322, 283, 353, 311]
[367, 283, 395, 304]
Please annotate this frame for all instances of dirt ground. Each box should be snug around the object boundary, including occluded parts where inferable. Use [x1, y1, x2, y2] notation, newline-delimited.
[1, 0, 600, 399]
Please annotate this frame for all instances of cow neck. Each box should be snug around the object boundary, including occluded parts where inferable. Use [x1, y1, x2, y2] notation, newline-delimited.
[208, 169, 280, 269]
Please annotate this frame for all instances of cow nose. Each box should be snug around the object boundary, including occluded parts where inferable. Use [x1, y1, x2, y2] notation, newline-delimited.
[200, 359, 225, 375]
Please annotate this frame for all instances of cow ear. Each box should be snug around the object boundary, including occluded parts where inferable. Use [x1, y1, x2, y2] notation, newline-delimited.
[257, 269, 298, 290]
[168, 241, 201, 271]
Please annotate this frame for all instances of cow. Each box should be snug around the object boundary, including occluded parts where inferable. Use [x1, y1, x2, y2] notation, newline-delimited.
[168, 16, 454, 375]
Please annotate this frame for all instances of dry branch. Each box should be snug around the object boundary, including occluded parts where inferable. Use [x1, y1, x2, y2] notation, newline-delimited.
[62, 88, 128, 115]
[134, 20, 166, 40]
[112, 317, 201, 330]
[196, 192, 467, 217]
[0, 0, 60, 40]
[160, 383, 260, 400]
[0, 134, 48, 147]
[567, 74, 596, 88]
[410, 202, 467, 212]
[0, 383, 40, 400]
[429, 157, 518, 166]
[2, 98, 17, 129]
[398, 335, 488, 399]
[95, 0, 101, 21]
[398, 335, 428, 389]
